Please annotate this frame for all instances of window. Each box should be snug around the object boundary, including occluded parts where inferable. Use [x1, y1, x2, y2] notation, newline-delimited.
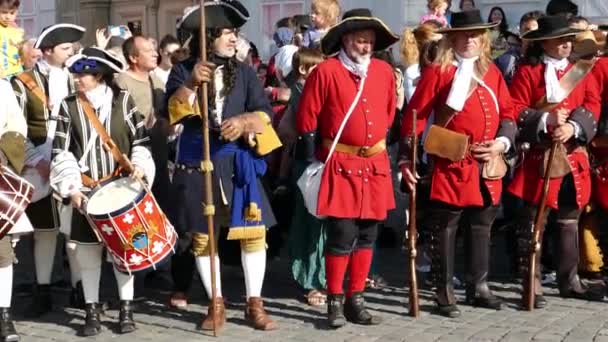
[17, 0, 37, 38]
[260, 1, 304, 56]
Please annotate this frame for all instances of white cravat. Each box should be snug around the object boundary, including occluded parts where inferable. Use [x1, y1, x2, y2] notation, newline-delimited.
[338, 49, 370, 79]
[37, 59, 69, 110]
[542, 54, 569, 103]
[446, 54, 479, 111]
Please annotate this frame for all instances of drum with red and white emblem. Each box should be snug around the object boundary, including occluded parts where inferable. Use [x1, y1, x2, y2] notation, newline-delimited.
[86, 177, 177, 274]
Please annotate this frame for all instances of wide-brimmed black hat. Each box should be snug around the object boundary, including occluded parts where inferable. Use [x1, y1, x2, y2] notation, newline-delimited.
[437, 10, 499, 33]
[35, 24, 85, 49]
[521, 15, 584, 41]
[321, 8, 399, 56]
[66, 47, 125, 75]
[177, 0, 249, 32]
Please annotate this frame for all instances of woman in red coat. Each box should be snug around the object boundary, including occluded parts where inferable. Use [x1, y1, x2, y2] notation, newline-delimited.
[400, 10, 516, 318]
[507, 16, 603, 307]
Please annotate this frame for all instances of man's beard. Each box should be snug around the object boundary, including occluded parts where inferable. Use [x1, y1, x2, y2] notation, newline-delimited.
[349, 50, 372, 65]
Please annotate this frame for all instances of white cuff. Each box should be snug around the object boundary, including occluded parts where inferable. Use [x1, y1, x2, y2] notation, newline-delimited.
[50, 151, 82, 198]
[567, 120, 582, 138]
[131, 146, 155, 186]
[495, 136, 512, 153]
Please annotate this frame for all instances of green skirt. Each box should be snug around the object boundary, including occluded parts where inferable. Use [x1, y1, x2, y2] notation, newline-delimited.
[288, 160, 326, 291]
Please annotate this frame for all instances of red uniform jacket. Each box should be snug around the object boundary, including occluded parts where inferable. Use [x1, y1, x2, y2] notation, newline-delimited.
[507, 62, 601, 209]
[295, 57, 396, 220]
[590, 57, 608, 209]
[401, 63, 515, 207]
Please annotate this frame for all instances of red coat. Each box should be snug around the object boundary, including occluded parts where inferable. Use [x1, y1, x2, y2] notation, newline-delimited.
[507, 62, 601, 209]
[295, 57, 396, 220]
[401, 63, 515, 207]
[590, 57, 608, 209]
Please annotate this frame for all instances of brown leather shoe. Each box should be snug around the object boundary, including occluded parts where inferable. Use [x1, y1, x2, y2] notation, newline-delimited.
[200, 297, 226, 331]
[169, 292, 188, 309]
[245, 297, 278, 331]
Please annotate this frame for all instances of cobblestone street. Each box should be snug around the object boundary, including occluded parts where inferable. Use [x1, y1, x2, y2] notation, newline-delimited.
[8, 232, 608, 342]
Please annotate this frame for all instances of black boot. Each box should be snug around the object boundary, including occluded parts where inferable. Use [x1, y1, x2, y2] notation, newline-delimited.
[343, 292, 381, 325]
[437, 303, 461, 318]
[119, 301, 136, 334]
[81, 303, 101, 337]
[0, 308, 19, 342]
[327, 294, 346, 329]
[69, 282, 85, 309]
[465, 206, 503, 311]
[25, 284, 52, 318]
[432, 215, 461, 318]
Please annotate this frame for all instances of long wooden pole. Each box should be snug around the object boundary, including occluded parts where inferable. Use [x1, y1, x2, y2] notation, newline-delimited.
[524, 141, 559, 311]
[407, 110, 419, 318]
[198, 0, 219, 336]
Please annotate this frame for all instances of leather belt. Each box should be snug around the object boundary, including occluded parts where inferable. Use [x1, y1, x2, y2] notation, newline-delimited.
[322, 138, 386, 158]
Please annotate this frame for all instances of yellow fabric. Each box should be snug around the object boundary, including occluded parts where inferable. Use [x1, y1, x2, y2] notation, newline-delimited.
[252, 111, 282, 156]
[579, 210, 604, 273]
[244, 202, 262, 222]
[0, 26, 23, 78]
[226, 225, 266, 241]
[168, 89, 200, 125]
[192, 233, 211, 257]
[239, 234, 266, 253]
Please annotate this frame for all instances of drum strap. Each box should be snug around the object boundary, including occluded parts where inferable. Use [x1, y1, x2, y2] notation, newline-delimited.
[78, 94, 133, 187]
[15, 73, 49, 110]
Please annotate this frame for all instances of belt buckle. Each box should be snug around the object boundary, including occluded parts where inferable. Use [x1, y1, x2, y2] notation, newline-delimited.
[358, 146, 370, 157]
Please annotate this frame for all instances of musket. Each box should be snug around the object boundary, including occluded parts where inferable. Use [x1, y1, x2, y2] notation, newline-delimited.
[524, 140, 559, 311]
[198, 0, 220, 336]
[406, 109, 419, 317]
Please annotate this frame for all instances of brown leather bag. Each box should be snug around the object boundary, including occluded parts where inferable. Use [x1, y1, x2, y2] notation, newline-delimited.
[482, 154, 508, 180]
[539, 144, 579, 179]
[423, 125, 469, 162]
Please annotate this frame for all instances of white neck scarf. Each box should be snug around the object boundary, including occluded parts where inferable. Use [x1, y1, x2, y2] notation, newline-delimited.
[84, 83, 113, 122]
[446, 54, 479, 111]
[338, 49, 370, 79]
[37, 59, 69, 110]
[542, 54, 569, 103]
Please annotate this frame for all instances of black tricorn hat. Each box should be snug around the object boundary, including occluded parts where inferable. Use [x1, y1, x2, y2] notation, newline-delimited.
[546, 0, 579, 16]
[521, 15, 584, 41]
[321, 8, 399, 56]
[437, 10, 499, 33]
[66, 47, 125, 75]
[177, 0, 249, 32]
[35, 24, 85, 49]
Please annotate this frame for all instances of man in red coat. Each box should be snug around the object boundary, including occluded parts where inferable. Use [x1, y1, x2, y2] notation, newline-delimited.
[400, 10, 516, 318]
[295, 8, 398, 328]
[508, 15, 603, 306]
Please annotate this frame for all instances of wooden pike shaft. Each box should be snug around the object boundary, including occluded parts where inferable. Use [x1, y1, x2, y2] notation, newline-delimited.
[199, 0, 219, 336]
[408, 110, 419, 317]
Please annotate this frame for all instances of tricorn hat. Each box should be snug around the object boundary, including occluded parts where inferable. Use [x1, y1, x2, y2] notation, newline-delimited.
[572, 30, 606, 58]
[66, 47, 125, 75]
[35, 24, 85, 50]
[521, 15, 584, 41]
[177, 0, 250, 32]
[436, 10, 499, 33]
[321, 8, 399, 56]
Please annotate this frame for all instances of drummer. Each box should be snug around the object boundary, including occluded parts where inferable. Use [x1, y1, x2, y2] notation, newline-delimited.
[49, 47, 154, 337]
[0, 77, 32, 342]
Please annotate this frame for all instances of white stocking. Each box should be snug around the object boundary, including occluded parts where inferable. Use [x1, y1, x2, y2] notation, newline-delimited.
[195, 255, 222, 298]
[241, 249, 266, 299]
[0, 264, 13, 307]
[33, 230, 58, 284]
[65, 241, 81, 287]
[112, 266, 134, 301]
[75, 244, 103, 304]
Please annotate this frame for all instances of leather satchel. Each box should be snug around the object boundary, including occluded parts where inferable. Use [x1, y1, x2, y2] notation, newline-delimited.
[539, 143, 574, 179]
[423, 124, 469, 162]
[482, 154, 508, 180]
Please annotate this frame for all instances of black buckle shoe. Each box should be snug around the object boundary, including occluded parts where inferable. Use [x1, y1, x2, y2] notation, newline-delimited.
[437, 303, 461, 318]
[119, 301, 136, 334]
[81, 303, 101, 337]
[24, 285, 52, 318]
[344, 292, 381, 325]
[0, 308, 19, 342]
[327, 294, 346, 329]
[560, 289, 605, 302]
[467, 295, 503, 310]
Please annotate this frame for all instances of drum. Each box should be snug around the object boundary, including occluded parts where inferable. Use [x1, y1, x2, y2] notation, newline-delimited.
[86, 177, 177, 274]
[0, 165, 34, 239]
